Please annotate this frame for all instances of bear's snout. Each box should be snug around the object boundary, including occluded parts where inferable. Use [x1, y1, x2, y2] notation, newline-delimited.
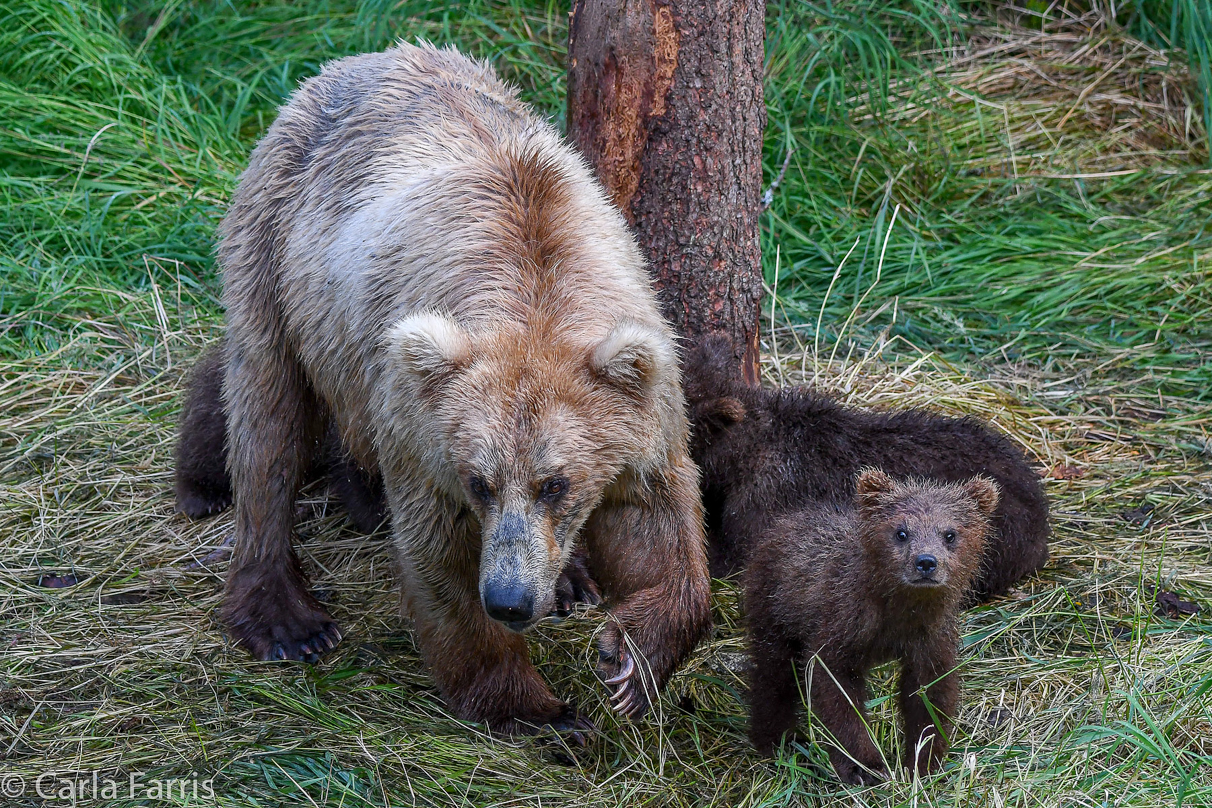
[914, 554, 937, 575]
[482, 580, 536, 626]
[479, 511, 556, 631]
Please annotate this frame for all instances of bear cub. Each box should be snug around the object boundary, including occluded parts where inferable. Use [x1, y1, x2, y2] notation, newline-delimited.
[746, 470, 998, 783]
[686, 335, 1048, 600]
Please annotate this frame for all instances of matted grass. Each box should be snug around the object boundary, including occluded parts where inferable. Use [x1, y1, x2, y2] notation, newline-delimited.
[2, 0, 1210, 805]
[3, 321, 1209, 806]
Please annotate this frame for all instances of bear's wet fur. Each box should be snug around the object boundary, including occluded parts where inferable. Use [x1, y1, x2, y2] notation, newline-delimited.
[746, 470, 997, 782]
[175, 340, 599, 610]
[685, 335, 1049, 600]
[198, 43, 709, 734]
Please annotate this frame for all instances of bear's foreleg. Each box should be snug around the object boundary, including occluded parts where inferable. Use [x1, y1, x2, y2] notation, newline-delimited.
[175, 343, 233, 517]
[746, 629, 802, 756]
[392, 488, 588, 736]
[220, 340, 339, 662]
[581, 455, 711, 719]
[899, 642, 958, 776]
[808, 659, 887, 785]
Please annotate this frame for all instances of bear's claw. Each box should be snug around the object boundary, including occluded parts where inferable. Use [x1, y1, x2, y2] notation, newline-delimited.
[176, 489, 232, 519]
[260, 621, 341, 664]
[546, 706, 597, 747]
[551, 551, 601, 618]
[598, 643, 650, 719]
[835, 758, 888, 786]
[603, 653, 634, 685]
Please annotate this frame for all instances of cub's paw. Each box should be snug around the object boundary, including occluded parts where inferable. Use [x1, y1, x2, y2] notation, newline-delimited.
[903, 736, 948, 778]
[552, 552, 601, 618]
[597, 628, 652, 720]
[176, 485, 232, 518]
[223, 583, 342, 664]
[833, 756, 888, 786]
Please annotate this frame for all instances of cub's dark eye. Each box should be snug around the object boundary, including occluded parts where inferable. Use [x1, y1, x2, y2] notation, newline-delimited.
[895, 529, 909, 543]
[539, 476, 569, 502]
[469, 476, 492, 500]
[943, 530, 957, 544]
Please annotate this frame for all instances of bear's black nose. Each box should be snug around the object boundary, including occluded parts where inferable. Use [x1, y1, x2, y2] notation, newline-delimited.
[915, 554, 937, 575]
[482, 582, 535, 625]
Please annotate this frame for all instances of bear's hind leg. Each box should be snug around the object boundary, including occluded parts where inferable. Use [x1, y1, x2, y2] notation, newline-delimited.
[747, 630, 801, 756]
[220, 341, 338, 662]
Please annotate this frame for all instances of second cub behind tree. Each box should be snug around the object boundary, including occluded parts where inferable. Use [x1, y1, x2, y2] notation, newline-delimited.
[746, 470, 998, 783]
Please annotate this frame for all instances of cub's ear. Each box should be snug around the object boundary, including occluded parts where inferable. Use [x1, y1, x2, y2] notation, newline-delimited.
[589, 320, 673, 395]
[964, 475, 1000, 517]
[692, 396, 747, 435]
[385, 311, 472, 382]
[855, 468, 896, 511]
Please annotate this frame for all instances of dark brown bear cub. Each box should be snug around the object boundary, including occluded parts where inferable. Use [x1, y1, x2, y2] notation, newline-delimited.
[746, 470, 997, 783]
[686, 335, 1048, 600]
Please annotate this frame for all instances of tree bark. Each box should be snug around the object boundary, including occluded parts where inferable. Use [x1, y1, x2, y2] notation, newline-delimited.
[567, 0, 766, 384]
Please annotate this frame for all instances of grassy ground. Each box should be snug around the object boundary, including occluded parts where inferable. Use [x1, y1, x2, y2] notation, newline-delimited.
[1, 1, 1210, 806]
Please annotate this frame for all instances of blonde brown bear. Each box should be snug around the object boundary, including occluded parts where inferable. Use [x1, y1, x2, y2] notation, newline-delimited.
[213, 43, 711, 733]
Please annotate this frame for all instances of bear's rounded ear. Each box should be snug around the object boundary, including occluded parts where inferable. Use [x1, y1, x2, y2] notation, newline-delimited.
[385, 311, 472, 383]
[855, 468, 896, 511]
[964, 475, 1000, 517]
[692, 396, 747, 435]
[589, 320, 674, 395]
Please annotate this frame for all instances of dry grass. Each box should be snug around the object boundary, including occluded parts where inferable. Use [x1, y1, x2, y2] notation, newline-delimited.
[1, 0, 1210, 805]
[949, 7, 1205, 168]
[1, 290, 1209, 805]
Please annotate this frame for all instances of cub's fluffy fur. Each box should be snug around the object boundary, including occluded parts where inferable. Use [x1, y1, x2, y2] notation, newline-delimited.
[746, 471, 997, 781]
[175, 342, 388, 532]
[686, 335, 1048, 599]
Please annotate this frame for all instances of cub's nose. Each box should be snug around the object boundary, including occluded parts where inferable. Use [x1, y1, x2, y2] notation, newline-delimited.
[914, 554, 938, 575]
[482, 581, 535, 625]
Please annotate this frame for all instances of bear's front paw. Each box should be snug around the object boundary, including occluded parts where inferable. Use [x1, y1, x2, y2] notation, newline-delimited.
[903, 731, 948, 777]
[552, 552, 601, 618]
[545, 704, 597, 747]
[223, 577, 342, 663]
[597, 629, 652, 719]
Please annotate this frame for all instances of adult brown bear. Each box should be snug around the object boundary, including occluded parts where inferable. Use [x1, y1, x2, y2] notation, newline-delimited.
[206, 42, 710, 733]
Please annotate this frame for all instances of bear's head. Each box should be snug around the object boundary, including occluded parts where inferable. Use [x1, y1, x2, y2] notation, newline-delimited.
[388, 311, 677, 631]
[855, 469, 998, 598]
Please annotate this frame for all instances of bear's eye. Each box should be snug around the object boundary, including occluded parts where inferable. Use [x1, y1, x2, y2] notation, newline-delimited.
[943, 530, 957, 544]
[469, 476, 492, 500]
[539, 476, 569, 502]
[895, 529, 909, 543]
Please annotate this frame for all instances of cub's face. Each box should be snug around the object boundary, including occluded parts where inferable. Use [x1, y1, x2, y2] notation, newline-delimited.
[856, 469, 999, 595]
[388, 312, 673, 631]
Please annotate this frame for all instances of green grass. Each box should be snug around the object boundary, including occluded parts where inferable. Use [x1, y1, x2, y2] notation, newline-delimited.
[2, 0, 1210, 806]
[760, 0, 1211, 396]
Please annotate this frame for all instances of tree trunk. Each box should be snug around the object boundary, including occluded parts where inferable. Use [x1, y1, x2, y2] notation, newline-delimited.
[567, 0, 766, 384]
